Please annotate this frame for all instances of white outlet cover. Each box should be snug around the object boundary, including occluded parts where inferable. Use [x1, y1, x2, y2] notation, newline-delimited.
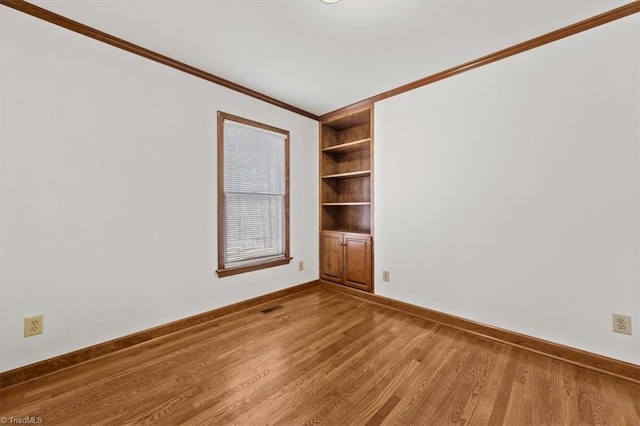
[24, 315, 44, 337]
[612, 314, 632, 335]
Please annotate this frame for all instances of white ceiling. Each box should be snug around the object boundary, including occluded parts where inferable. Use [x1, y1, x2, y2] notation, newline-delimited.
[31, 0, 631, 116]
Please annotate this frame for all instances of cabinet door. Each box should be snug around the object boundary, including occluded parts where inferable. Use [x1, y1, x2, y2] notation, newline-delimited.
[344, 234, 372, 291]
[320, 232, 343, 283]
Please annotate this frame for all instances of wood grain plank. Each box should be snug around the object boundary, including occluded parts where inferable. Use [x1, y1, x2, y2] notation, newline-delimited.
[1, 286, 639, 425]
[0, 280, 320, 388]
[321, 281, 640, 383]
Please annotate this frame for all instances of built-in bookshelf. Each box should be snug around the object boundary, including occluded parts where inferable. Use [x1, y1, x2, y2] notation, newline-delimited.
[319, 106, 373, 291]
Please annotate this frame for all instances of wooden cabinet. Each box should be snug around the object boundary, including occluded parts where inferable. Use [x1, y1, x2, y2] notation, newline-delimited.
[319, 105, 374, 292]
[320, 231, 372, 291]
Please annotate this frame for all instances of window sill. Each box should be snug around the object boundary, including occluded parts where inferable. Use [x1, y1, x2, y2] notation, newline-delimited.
[216, 257, 293, 278]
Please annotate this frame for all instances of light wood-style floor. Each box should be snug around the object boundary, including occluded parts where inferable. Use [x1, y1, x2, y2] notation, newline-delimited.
[1, 287, 639, 425]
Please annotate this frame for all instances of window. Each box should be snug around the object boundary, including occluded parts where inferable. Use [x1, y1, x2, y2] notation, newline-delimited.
[217, 111, 291, 277]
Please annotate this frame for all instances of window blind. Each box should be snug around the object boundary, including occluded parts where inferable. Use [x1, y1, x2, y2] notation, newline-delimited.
[223, 119, 286, 268]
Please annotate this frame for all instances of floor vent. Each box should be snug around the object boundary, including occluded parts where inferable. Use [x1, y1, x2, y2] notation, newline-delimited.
[261, 305, 283, 314]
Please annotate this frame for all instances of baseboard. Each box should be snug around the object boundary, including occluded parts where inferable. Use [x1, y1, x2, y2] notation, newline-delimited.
[4, 279, 637, 387]
[320, 280, 640, 384]
[1, 280, 320, 388]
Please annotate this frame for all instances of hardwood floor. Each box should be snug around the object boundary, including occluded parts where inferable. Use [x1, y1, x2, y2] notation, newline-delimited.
[1, 287, 638, 425]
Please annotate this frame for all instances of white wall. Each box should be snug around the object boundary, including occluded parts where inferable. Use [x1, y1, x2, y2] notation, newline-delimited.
[375, 15, 639, 364]
[0, 8, 318, 372]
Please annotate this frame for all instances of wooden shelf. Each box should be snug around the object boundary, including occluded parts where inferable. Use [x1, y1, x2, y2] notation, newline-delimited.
[320, 105, 373, 292]
[321, 170, 371, 179]
[322, 138, 371, 154]
[322, 109, 370, 130]
[322, 228, 371, 235]
[322, 202, 371, 206]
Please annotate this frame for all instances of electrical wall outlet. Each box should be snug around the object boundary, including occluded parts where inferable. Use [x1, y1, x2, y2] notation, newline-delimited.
[298, 261, 304, 272]
[24, 315, 44, 337]
[382, 270, 390, 282]
[612, 314, 632, 335]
